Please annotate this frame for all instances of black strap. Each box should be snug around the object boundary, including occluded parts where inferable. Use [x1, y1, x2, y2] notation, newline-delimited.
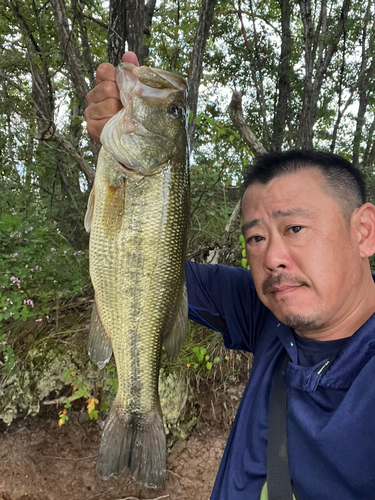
[267, 353, 293, 500]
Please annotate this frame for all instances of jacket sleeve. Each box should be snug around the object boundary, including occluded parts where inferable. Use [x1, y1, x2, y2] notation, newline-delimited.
[185, 260, 268, 353]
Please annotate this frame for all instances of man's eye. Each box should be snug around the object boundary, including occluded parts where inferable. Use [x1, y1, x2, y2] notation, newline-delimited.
[289, 226, 302, 233]
[248, 235, 264, 244]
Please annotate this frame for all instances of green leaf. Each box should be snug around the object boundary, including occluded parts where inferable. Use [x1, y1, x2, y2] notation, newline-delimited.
[213, 357, 220, 364]
[206, 362, 212, 370]
[241, 258, 248, 268]
[89, 409, 99, 420]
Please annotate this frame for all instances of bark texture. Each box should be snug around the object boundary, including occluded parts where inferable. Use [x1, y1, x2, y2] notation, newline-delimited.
[108, 0, 127, 66]
[272, 0, 292, 151]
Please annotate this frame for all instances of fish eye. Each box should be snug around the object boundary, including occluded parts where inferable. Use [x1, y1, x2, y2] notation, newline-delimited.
[169, 104, 182, 118]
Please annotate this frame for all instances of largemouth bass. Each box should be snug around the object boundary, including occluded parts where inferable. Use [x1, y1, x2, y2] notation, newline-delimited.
[84, 63, 189, 488]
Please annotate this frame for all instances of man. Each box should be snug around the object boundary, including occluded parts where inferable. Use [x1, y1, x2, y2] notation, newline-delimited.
[85, 52, 375, 499]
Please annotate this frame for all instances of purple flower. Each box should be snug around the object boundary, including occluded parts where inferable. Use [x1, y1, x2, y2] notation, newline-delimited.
[3, 307, 7, 311]
[51, 248, 56, 253]
[2, 341, 7, 346]
[4, 355, 8, 362]
[63, 251, 67, 255]
[9, 312, 13, 317]
[35, 318, 42, 323]
[12, 253, 18, 257]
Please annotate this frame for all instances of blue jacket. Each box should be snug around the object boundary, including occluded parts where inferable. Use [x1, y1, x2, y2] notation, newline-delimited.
[186, 261, 375, 500]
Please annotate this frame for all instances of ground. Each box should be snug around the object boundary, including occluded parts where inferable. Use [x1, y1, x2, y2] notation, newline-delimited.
[0, 382, 246, 500]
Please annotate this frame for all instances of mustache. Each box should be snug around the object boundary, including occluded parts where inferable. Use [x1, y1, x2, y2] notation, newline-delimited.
[262, 274, 309, 295]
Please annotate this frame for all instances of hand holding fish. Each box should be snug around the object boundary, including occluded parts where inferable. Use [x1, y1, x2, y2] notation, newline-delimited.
[85, 52, 140, 143]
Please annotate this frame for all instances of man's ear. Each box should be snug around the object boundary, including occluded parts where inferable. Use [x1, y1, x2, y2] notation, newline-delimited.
[354, 203, 375, 258]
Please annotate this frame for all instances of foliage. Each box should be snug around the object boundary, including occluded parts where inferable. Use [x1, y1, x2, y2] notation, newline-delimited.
[0, 208, 88, 325]
[1, 0, 375, 427]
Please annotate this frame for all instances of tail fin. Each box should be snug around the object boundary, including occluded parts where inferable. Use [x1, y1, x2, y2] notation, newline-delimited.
[97, 400, 166, 489]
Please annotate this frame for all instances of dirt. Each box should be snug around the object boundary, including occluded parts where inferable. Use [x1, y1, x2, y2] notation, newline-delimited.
[0, 381, 246, 500]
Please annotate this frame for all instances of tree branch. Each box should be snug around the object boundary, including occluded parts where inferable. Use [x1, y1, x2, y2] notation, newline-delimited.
[49, 0, 89, 108]
[228, 91, 267, 157]
[41, 133, 95, 183]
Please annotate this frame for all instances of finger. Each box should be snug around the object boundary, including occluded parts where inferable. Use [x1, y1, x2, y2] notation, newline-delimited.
[85, 98, 123, 121]
[86, 81, 120, 106]
[96, 62, 116, 85]
[122, 52, 140, 66]
[85, 117, 110, 144]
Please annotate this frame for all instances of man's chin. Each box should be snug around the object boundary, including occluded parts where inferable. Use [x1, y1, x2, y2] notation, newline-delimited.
[279, 312, 322, 333]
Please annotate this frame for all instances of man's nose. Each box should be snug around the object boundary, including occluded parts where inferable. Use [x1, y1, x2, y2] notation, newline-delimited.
[263, 235, 292, 273]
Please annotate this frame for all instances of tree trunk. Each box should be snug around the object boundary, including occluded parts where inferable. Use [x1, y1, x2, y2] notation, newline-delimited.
[108, 0, 156, 66]
[297, 0, 350, 149]
[272, 0, 292, 151]
[50, 0, 89, 109]
[108, 0, 127, 66]
[352, 0, 375, 167]
[187, 0, 218, 148]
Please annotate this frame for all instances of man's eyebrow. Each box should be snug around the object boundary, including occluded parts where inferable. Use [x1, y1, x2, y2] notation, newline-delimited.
[241, 207, 315, 233]
[241, 219, 260, 232]
[272, 207, 316, 218]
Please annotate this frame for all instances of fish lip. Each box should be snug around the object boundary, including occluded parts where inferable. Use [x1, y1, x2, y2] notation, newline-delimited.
[119, 162, 133, 172]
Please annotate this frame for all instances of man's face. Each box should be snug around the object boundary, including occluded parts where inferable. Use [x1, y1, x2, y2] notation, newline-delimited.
[241, 168, 363, 337]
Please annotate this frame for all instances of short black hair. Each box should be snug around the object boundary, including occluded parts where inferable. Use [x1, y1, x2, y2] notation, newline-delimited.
[242, 150, 366, 219]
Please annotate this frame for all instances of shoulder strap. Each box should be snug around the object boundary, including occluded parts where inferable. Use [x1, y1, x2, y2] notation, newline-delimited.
[266, 352, 293, 500]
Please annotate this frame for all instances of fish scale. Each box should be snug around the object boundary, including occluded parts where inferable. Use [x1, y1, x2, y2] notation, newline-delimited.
[85, 63, 189, 489]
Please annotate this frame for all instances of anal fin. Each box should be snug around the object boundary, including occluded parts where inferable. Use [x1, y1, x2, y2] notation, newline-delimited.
[88, 299, 113, 369]
[163, 283, 188, 360]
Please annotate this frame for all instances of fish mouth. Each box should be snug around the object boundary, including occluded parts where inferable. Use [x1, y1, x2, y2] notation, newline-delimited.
[119, 162, 133, 172]
[119, 62, 188, 93]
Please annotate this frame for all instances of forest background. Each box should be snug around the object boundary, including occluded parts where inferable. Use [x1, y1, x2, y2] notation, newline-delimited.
[1, 0, 375, 425]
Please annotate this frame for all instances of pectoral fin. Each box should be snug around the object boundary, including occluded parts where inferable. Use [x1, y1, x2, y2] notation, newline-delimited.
[163, 283, 188, 360]
[88, 299, 113, 369]
[84, 184, 95, 232]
